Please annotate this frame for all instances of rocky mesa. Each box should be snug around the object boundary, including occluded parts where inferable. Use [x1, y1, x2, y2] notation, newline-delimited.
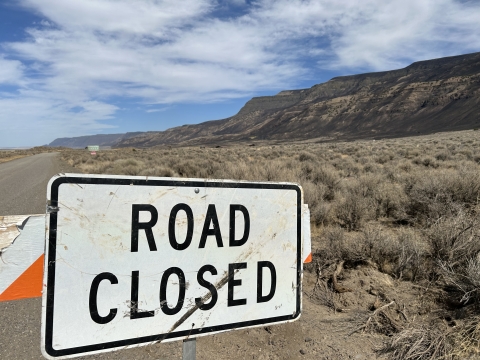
[51, 51, 480, 148]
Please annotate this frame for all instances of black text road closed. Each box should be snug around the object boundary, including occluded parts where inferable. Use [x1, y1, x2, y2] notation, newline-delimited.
[41, 174, 302, 359]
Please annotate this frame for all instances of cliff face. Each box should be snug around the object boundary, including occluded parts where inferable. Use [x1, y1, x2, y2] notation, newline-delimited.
[50, 51, 480, 148]
[49, 132, 144, 148]
[116, 51, 480, 147]
[237, 90, 308, 116]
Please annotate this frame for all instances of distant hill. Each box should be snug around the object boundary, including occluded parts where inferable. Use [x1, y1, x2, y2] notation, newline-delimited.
[49, 132, 144, 148]
[50, 51, 480, 148]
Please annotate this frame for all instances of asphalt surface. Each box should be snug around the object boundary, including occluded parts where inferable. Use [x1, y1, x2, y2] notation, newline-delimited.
[0, 153, 183, 360]
[0, 153, 74, 215]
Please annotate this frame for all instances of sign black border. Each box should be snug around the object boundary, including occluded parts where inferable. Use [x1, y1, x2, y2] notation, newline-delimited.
[45, 176, 302, 357]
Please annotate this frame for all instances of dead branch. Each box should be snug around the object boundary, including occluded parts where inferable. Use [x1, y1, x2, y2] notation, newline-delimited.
[349, 300, 399, 336]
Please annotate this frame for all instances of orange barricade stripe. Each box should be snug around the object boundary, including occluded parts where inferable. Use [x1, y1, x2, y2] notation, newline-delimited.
[0, 254, 44, 302]
[304, 253, 312, 263]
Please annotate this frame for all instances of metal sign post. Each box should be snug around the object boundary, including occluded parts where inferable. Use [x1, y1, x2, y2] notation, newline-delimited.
[182, 339, 196, 360]
[41, 174, 304, 359]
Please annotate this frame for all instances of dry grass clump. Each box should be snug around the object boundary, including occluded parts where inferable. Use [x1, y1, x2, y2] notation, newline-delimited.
[380, 316, 480, 360]
[427, 210, 480, 264]
[60, 129, 480, 359]
[350, 301, 404, 336]
[311, 224, 426, 282]
[310, 279, 343, 313]
[439, 255, 480, 308]
[378, 325, 454, 360]
[451, 316, 480, 357]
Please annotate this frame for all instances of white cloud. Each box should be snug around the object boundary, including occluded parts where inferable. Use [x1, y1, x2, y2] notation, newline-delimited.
[0, 91, 117, 146]
[0, 0, 479, 146]
[0, 57, 24, 84]
[20, 0, 212, 35]
[145, 107, 170, 113]
[329, 0, 480, 70]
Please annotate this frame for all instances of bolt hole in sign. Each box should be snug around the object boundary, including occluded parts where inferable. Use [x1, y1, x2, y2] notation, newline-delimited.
[41, 174, 304, 359]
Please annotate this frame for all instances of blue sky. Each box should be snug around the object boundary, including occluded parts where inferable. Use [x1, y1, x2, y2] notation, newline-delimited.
[1, 0, 480, 147]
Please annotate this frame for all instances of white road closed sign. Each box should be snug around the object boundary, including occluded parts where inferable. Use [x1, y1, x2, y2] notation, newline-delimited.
[41, 174, 303, 359]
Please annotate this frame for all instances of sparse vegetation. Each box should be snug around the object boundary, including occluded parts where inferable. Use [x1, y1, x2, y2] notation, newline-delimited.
[0, 146, 61, 163]
[59, 129, 480, 359]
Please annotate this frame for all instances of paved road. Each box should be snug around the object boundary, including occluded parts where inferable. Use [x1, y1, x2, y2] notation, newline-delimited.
[0, 153, 75, 215]
[0, 154, 182, 359]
